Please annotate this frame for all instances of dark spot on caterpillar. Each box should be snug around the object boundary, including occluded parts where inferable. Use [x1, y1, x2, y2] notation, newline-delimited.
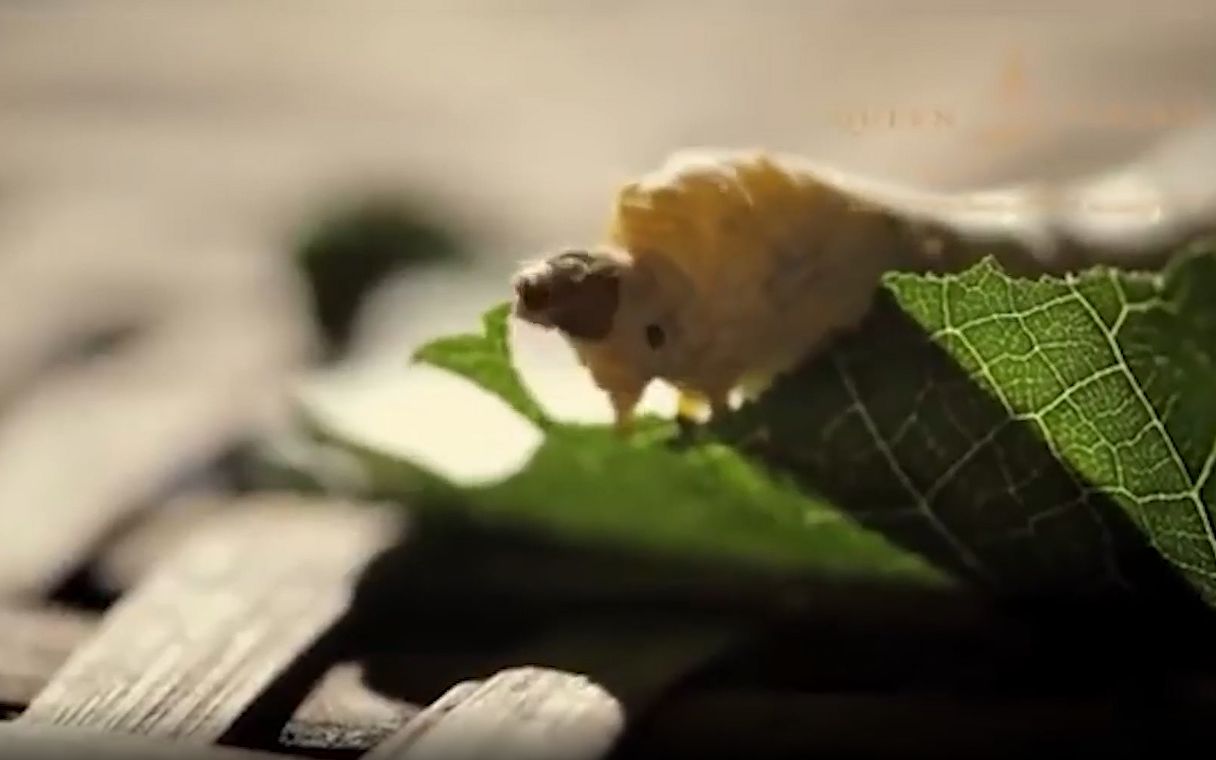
[646, 323, 666, 349]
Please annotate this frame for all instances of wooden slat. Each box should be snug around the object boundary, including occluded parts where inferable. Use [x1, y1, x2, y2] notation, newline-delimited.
[365, 616, 740, 760]
[17, 495, 399, 742]
[279, 662, 418, 751]
[0, 606, 420, 749]
[0, 334, 298, 599]
[92, 495, 230, 594]
[0, 607, 94, 707]
[365, 669, 621, 760]
[363, 681, 482, 755]
[0, 723, 298, 760]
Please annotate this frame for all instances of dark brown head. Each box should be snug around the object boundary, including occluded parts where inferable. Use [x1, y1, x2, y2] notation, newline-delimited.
[511, 249, 625, 341]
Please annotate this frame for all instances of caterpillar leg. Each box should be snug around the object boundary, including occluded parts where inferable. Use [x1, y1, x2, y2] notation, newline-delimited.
[677, 388, 732, 430]
[737, 370, 775, 403]
[610, 387, 641, 435]
[676, 390, 708, 425]
[672, 390, 710, 439]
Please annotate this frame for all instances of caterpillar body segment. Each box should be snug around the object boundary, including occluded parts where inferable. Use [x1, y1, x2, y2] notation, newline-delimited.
[511, 149, 1045, 431]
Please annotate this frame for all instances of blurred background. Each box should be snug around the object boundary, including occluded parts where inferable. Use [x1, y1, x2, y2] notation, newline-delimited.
[2, 0, 1216, 594]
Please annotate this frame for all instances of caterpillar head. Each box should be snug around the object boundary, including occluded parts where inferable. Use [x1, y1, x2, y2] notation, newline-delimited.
[512, 248, 688, 423]
[512, 249, 623, 341]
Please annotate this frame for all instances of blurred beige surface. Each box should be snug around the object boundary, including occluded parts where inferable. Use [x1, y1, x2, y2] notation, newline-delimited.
[1, 1, 1216, 588]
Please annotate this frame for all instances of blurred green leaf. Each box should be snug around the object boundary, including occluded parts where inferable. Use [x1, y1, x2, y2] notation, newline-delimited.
[406, 304, 934, 581]
[412, 304, 552, 430]
[454, 425, 943, 583]
[296, 198, 466, 359]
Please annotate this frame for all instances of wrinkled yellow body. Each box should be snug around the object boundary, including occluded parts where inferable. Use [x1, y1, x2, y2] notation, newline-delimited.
[581, 149, 913, 425]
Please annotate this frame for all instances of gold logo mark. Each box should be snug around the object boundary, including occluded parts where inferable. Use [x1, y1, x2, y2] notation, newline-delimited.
[828, 44, 1201, 144]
